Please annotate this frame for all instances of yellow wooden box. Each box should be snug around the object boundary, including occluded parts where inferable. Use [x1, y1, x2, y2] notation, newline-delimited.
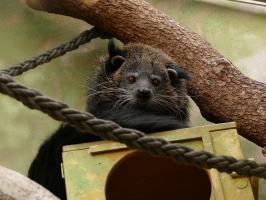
[62, 122, 258, 200]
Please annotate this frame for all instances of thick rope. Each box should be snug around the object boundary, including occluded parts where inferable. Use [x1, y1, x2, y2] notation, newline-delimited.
[0, 28, 109, 76]
[0, 73, 266, 179]
[0, 28, 265, 179]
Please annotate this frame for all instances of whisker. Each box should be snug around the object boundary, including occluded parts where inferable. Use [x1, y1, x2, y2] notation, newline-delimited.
[86, 91, 102, 98]
[112, 96, 132, 110]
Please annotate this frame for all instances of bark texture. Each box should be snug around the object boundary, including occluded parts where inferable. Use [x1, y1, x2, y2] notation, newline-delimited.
[0, 165, 59, 200]
[25, 0, 266, 148]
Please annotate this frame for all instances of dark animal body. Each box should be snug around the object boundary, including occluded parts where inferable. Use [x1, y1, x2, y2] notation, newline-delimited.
[28, 41, 190, 200]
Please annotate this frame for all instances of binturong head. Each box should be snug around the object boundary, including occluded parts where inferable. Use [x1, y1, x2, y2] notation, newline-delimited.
[88, 40, 191, 120]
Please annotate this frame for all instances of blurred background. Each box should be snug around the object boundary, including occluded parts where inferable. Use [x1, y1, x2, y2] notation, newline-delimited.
[0, 0, 265, 198]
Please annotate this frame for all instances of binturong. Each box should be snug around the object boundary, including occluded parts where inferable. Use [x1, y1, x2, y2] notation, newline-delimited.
[88, 40, 190, 132]
[28, 40, 191, 200]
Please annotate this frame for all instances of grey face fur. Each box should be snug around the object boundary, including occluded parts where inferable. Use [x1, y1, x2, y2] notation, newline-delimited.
[115, 59, 169, 105]
[89, 41, 190, 118]
[104, 42, 190, 112]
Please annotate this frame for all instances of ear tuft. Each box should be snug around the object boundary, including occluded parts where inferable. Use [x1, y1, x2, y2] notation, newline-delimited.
[177, 68, 191, 80]
[108, 39, 122, 58]
[166, 63, 191, 85]
[167, 68, 178, 82]
[104, 40, 125, 74]
[111, 55, 126, 67]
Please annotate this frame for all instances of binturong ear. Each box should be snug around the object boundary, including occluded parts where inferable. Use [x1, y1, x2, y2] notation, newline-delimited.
[105, 39, 126, 74]
[166, 63, 191, 86]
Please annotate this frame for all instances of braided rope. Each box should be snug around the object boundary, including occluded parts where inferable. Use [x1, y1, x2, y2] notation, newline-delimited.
[0, 73, 266, 179]
[0, 28, 109, 76]
[0, 28, 265, 179]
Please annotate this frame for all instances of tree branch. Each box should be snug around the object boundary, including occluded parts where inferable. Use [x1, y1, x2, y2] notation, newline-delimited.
[25, 0, 44, 10]
[0, 165, 59, 200]
[24, 0, 266, 148]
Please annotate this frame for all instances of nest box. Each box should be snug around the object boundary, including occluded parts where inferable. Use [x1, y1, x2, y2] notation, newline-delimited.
[61, 122, 258, 200]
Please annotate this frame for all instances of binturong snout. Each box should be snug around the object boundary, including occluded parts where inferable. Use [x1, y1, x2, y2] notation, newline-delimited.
[136, 88, 152, 100]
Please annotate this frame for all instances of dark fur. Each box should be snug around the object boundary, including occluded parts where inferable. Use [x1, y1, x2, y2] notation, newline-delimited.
[28, 41, 190, 200]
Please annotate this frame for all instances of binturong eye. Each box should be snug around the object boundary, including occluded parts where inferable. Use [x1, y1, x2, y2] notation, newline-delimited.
[151, 78, 161, 87]
[128, 75, 136, 84]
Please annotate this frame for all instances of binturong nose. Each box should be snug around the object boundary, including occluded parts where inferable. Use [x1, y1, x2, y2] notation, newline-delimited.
[136, 88, 152, 100]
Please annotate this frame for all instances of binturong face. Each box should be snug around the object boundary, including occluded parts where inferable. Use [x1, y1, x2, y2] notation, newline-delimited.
[89, 40, 190, 118]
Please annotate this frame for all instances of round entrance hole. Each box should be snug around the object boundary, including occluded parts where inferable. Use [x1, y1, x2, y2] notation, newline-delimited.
[105, 151, 211, 200]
